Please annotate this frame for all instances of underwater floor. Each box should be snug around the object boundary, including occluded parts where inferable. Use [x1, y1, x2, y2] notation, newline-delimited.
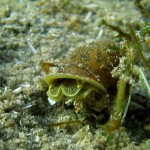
[0, 0, 150, 149]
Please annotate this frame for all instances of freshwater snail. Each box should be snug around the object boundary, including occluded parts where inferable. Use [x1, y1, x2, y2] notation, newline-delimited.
[42, 40, 134, 131]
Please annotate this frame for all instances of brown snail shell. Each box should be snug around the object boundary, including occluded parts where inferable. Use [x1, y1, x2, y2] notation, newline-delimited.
[42, 40, 126, 112]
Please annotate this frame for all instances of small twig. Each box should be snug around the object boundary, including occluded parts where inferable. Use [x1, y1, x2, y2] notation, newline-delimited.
[27, 39, 37, 54]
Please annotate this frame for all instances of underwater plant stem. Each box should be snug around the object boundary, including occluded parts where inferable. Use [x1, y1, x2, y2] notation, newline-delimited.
[105, 79, 127, 132]
[102, 19, 131, 40]
[121, 85, 133, 123]
[115, 79, 127, 117]
[128, 25, 150, 71]
[135, 0, 150, 18]
[139, 68, 150, 97]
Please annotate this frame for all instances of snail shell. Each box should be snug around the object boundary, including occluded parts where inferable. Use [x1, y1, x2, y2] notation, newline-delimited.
[42, 40, 125, 111]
